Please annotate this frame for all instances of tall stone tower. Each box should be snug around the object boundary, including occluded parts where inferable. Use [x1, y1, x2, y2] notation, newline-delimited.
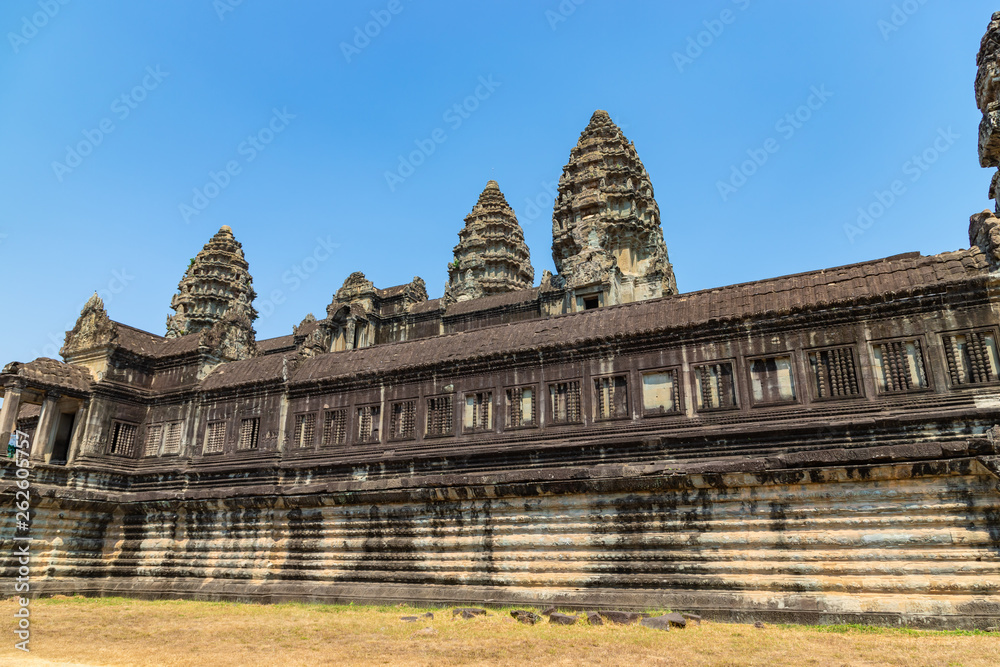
[552, 110, 677, 305]
[445, 180, 534, 303]
[166, 225, 257, 338]
[977, 11, 1000, 211]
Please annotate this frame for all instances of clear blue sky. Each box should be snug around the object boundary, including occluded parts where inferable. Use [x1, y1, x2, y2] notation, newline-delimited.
[1, 1, 997, 367]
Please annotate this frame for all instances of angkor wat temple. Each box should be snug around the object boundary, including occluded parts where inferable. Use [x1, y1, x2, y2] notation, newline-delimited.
[3, 17, 1000, 628]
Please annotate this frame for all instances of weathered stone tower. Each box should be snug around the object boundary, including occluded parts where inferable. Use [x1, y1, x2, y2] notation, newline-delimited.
[552, 110, 677, 306]
[445, 180, 534, 303]
[165, 225, 257, 338]
[977, 11, 1000, 211]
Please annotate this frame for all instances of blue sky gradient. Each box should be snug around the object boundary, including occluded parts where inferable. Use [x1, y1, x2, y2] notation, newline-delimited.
[1, 1, 997, 368]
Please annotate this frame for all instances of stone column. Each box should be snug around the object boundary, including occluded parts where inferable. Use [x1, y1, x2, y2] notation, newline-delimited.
[32, 392, 61, 462]
[0, 384, 23, 452]
[66, 399, 89, 465]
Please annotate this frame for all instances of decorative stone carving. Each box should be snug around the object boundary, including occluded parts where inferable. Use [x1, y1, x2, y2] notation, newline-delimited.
[402, 276, 428, 304]
[977, 12, 1000, 210]
[445, 180, 534, 303]
[61, 293, 118, 358]
[552, 110, 677, 300]
[970, 209, 1000, 269]
[166, 226, 258, 338]
[197, 299, 257, 362]
[335, 271, 377, 308]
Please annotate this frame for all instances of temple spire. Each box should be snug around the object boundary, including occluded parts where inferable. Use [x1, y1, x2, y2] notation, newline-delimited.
[552, 110, 677, 302]
[444, 180, 534, 303]
[977, 12, 1000, 212]
[166, 226, 257, 338]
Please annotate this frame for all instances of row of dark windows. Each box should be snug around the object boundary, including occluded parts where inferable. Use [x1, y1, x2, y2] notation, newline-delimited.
[106, 329, 1000, 456]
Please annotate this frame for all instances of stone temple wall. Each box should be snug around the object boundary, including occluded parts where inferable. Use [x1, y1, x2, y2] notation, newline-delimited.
[2, 436, 997, 628]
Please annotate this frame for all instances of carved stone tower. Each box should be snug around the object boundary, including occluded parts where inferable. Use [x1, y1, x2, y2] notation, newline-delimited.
[445, 180, 534, 303]
[552, 110, 677, 306]
[977, 11, 1000, 211]
[166, 225, 258, 339]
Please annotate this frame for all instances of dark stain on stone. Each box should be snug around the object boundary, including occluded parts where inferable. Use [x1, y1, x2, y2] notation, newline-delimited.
[769, 501, 789, 532]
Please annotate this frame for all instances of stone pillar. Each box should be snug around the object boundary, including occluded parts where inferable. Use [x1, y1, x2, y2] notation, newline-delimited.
[0, 384, 23, 451]
[32, 392, 61, 462]
[66, 399, 89, 465]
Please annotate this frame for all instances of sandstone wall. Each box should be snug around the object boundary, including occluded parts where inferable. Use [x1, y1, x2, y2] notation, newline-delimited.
[3, 442, 997, 628]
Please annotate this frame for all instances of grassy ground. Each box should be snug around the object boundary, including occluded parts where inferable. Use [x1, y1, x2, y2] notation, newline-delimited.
[0, 596, 996, 666]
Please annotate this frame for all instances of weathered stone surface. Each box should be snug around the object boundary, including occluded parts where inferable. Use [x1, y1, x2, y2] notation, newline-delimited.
[453, 608, 488, 618]
[61, 293, 118, 359]
[682, 613, 702, 625]
[548, 612, 578, 625]
[166, 226, 257, 344]
[599, 611, 641, 625]
[586, 612, 603, 625]
[552, 110, 677, 302]
[977, 12, 1000, 209]
[445, 180, 534, 304]
[640, 615, 673, 631]
[662, 612, 687, 628]
[511, 610, 542, 625]
[401, 615, 419, 622]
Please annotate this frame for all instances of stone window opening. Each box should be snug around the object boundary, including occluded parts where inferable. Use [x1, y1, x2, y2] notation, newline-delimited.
[292, 413, 316, 448]
[390, 400, 416, 441]
[505, 386, 537, 428]
[322, 409, 348, 446]
[549, 381, 582, 424]
[872, 340, 928, 393]
[594, 375, 629, 420]
[426, 395, 454, 437]
[108, 420, 138, 457]
[641, 369, 680, 415]
[357, 405, 381, 444]
[464, 392, 493, 433]
[808, 347, 861, 398]
[749, 356, 797, 404]
[162, 421, 182, 455]
[203, 420, 226, 455]
[943, 331, 1000, 386]
[694, 362, 737, 410]
[238, 417, 260, 451]
[143, 424, 162, 457]
[583, 296, 599, 311]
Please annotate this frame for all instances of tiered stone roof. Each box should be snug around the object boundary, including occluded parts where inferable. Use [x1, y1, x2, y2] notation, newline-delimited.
[166, 226, 257, 338]
[445, 180, 534, 303]
[552, 110, 677, 296]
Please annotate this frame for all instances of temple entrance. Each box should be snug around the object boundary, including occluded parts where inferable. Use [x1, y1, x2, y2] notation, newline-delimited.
[50, 412, 75, 465]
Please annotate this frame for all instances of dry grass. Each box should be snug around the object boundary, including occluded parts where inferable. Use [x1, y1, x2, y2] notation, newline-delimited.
[0, 596, 996, 667]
